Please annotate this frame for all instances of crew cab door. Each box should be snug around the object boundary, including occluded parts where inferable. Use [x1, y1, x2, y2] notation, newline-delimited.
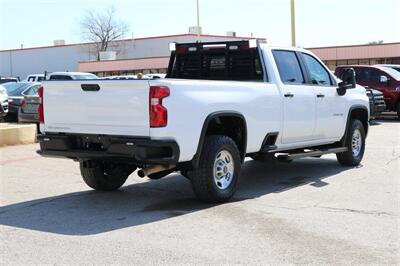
[300, 53, 345, 139]
[273, 50, 316, 143]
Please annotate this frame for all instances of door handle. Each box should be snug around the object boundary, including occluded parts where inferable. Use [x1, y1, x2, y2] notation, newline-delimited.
[284, 93, 294, 98]
[81, 84, 100, 91]
[317, 94, 325, 98]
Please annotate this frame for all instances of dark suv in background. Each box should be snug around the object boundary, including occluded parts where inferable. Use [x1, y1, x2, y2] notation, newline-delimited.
[335, 65, 400, 118]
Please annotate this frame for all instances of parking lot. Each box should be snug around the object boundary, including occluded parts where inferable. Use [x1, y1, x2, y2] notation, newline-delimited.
[0, 117, 399, 264]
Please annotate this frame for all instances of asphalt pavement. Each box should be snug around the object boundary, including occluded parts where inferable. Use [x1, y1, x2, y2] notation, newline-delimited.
[0, 118, 399, 264]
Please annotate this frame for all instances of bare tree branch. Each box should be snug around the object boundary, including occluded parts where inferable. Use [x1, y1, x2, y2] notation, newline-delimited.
[80, 7, 129, 60]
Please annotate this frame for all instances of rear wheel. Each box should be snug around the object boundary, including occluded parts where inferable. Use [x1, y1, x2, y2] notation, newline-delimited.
[336, 119, 366, 166]
[79, 160, 132, 191]
[188, 135, 241, 203]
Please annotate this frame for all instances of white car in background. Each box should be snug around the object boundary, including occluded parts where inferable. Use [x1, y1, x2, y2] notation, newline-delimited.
[102, 74, 166, 80]
[0, 85, 9, 121]
[25, 74, 45, 82]
[48, 72, 99, 80]
[146, 73, 166, 79]
[375, 64, 400, 72]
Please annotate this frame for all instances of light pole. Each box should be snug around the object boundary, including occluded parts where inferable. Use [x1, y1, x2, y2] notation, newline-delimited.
[290, 0, 296, 46]
[196, 0, 201, 39]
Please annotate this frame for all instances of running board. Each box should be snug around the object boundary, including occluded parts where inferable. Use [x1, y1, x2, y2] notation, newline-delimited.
[277, 147, 348, 161]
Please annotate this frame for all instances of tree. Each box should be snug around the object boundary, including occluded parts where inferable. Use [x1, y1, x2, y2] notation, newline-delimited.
[80, 7, 129, 60]
[367, 40, 384, 45]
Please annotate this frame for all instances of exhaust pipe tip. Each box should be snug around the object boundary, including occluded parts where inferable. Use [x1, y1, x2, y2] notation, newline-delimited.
[137, 165, 176, 178]
[137, 170, 145, 178]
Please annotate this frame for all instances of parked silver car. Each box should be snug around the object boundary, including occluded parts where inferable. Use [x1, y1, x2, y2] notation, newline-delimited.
[18, 85, 41, 123]
[2, 82, 40, 122]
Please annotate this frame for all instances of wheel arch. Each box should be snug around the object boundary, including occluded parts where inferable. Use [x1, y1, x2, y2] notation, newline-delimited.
[191, 111, 247, 168]
[341, 105, 369, 145]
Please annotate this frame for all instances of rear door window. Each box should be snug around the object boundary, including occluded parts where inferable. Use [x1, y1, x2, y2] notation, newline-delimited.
[272, 50, 305, 84]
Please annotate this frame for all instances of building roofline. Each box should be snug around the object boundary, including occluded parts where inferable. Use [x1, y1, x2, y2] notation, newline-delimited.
[78, 56, 171, 64]
[307, 42, 400, 50]
[0, 33, 252, 53]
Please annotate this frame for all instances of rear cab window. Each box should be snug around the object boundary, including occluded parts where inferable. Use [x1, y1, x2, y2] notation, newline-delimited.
[167, 42, 264, 81]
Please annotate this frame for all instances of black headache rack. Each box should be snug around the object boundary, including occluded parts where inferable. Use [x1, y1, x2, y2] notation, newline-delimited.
[37, 133, 179, 165]
[166, 39, 266, 81]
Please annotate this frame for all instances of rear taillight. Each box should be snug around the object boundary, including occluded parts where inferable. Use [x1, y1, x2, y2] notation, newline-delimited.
[38, 86, 44, 123]
[149, 86, 169, 128]
[19, 99, 25, 107]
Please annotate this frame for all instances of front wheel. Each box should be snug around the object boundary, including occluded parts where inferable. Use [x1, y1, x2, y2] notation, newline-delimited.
[336, 119, 366, 166]
[188, 135, 241, 203]
[79, 161, 132, 191]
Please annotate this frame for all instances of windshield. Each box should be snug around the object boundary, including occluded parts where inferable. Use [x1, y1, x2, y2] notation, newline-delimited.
[72, 74, 99, 79]
[2, 82, 31, 96]
[381, 67, 400, 80]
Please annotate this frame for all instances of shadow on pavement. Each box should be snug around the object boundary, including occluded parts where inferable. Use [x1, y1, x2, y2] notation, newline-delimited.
[0, 158, 352, 235]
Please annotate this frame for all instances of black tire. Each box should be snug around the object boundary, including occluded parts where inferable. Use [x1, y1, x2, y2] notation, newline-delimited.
[180, 170, 190, 180]
[336, 119, 366, 166]
[396, 102, 400, 119]
[79, 161, 131, 191]
[188, 135, 241, 203]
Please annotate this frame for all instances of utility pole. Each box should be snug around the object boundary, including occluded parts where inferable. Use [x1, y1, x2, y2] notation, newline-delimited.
[196, 0, 201, 40]
[290, 0, 296, 46]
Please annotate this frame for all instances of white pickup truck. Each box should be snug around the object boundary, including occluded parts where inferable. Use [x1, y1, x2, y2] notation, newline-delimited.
[37, 40, 369, 202]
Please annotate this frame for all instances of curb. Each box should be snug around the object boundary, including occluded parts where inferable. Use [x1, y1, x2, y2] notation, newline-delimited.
[0, 123, 37, 146]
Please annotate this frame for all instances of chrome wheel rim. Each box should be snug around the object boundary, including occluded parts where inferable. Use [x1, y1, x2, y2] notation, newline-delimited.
[351, 129, 362, 157]
[213, 150, 234, 190]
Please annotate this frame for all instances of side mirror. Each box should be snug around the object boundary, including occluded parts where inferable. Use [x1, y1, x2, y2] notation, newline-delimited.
[337, 68, 356, 96]
[380, 75, 389, 84]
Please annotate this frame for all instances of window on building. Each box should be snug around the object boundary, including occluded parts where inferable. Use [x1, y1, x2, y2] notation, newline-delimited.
[358, 59, 369, 65]
[347, 59, 358, 65]
[337, 60, 348, 66]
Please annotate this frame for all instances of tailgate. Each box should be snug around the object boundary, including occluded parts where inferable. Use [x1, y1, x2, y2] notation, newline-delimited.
[43, 80, 150, 136]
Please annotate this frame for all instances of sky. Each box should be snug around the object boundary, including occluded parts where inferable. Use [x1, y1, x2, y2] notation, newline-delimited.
[0, 0, 399, 50]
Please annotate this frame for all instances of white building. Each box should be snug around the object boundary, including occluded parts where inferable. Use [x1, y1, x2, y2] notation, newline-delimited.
[0, 34, 250, 79]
